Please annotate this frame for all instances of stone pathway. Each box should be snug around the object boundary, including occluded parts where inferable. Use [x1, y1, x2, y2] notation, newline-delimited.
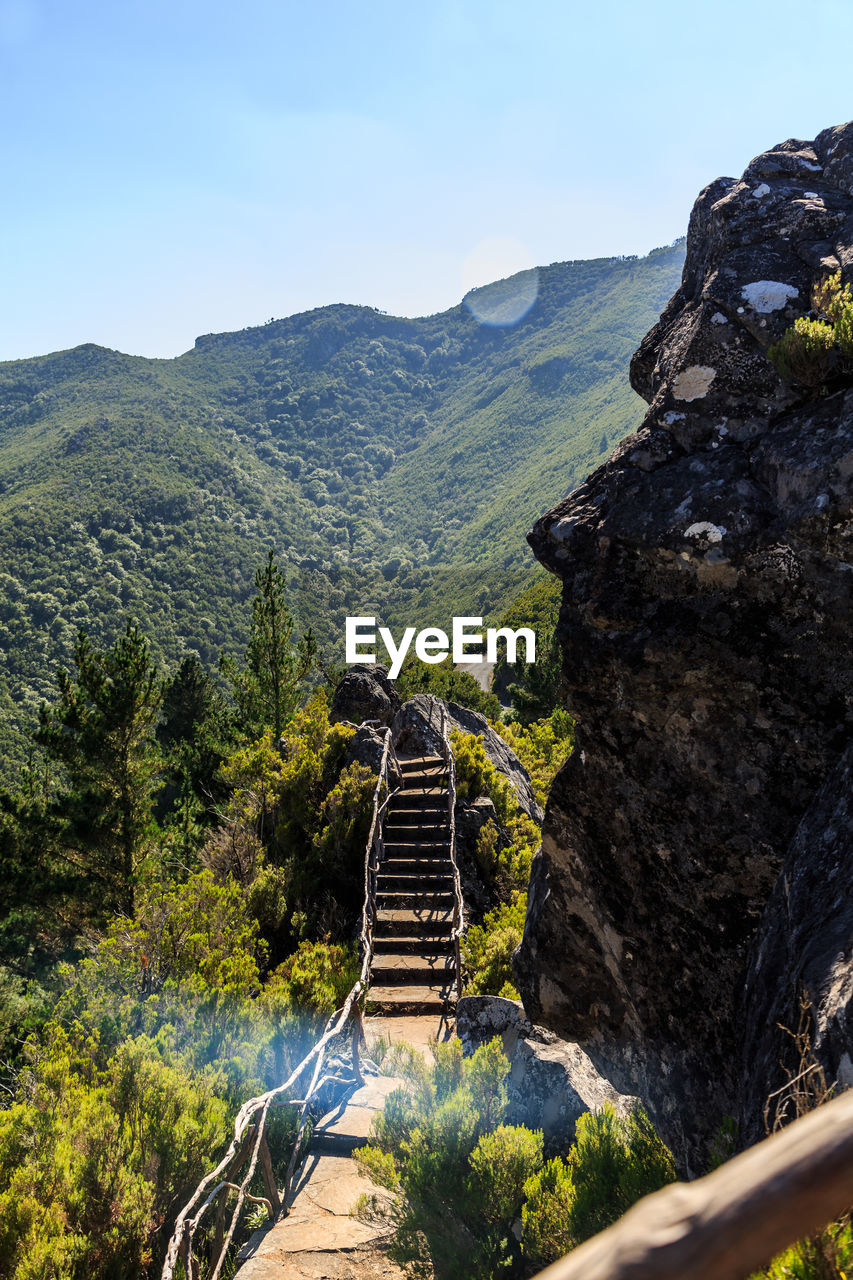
[235, 1014, 450, 1278]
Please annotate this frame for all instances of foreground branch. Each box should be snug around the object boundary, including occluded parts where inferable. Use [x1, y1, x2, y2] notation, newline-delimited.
[534, 1088, 853, 1280]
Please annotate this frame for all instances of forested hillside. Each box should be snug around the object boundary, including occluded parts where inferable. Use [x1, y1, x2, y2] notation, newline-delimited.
[0, 243, 684, 771]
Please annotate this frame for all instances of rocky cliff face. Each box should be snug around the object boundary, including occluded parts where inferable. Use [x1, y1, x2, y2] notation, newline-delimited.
[515, 123, 853, 1167]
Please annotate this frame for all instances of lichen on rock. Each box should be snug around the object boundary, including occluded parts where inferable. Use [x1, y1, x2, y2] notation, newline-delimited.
[517, 122, 853, 1165]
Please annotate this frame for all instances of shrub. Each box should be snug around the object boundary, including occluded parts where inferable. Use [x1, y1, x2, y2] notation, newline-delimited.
[768, 270, 853, 386]
[521, 1156, 575, 1272]
[262, 940, 359, 1017]
[462, 893, 526, 999]
[0, 1025, 227, 1280]
[522, 1102, 675, 1269]
[566, 1102, 676, 1240]
[496, 713, 574, 810]
[356, 1039, 677, 1280]
[767, 317, 836, 386]
[355, 1037, 519, 1278]
[752, 1217, 853, 1280]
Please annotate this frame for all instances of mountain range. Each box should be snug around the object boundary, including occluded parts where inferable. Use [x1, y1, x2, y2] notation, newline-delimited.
[0, 242, 685, 770]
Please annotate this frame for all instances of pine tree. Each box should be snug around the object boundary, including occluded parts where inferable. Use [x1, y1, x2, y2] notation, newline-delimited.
[224, 550, 316, 739]
[36, 621, 163, 915]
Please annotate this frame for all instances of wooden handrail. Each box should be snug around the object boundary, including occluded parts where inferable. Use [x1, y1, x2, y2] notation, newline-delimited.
[162, 727, 397, 1280]
[532, 1088, 853, 1280]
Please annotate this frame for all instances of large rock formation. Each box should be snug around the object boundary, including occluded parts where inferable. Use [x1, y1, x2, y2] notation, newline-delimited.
[515, 123, 853, 1166]
[330, 664, 401, 728]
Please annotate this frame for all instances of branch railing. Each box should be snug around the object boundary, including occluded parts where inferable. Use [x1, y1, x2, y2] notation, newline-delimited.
[435, 699, 465, 999]
[161, 723, 399, 1280]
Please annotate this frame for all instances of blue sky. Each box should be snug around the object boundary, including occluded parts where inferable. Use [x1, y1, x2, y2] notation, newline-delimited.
[2, 0, 852, 360]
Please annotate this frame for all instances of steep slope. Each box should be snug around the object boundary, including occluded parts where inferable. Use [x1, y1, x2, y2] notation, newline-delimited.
[0, 244, 683, 768]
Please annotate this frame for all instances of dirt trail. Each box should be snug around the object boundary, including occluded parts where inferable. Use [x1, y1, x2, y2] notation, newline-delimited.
[235, 1013, 450, 1279]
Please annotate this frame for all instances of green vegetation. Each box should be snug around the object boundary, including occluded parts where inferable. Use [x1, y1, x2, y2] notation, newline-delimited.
[221, 547, 317, 739]
[768, 270, 853, 387]
[753, 1218, 853, 1280]
[395, 654, 503, 720]
[492, 572, 563, 720]
[0, 245, 683, 778]
[355, 1036, 676, 1279]
[0, 561, 381, 1278]
[454, 721, 572, 997]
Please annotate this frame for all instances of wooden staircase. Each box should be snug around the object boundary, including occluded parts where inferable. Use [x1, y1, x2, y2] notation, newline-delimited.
[368, 754, 458, 1014]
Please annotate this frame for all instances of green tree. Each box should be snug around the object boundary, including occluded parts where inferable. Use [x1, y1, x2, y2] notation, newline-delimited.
[36, 622, 163, 915]
[223, 550, 316, 739]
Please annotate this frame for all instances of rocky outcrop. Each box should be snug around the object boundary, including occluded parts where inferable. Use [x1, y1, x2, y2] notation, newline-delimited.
[444, 702, 543, 823]
[391, 695, 542, 822]
[457, 996, 636, 1149]
[516, 123, 853, 1166]
[345, 724, 400, 785]
[740, 741, 853, 1146]
[330, 664, 401, 728]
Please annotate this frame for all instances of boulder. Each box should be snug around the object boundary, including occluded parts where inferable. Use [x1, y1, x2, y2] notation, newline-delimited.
[457, 996, 636, 1150]
[330, 664, 400, 728]
[390, 694, 445, 757]
[344, 724, 400, 786]
[516, 123, 853, 1164]
[444, 701, 542, 823]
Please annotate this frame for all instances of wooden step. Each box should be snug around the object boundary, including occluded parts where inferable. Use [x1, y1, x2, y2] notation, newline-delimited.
[372, 935, 455, 955]
[399, 756, 444, 772]
[371, 954, 455, 985]
[384, 839, 449, 855]
[385, 809, 448, 827]
[391, 783, 445, 793]
[377, 871, 454, 889]
[374, 907, 453, 935]
[380, 857, 454, 875]
[378, 891, 455, 911]
[367, 984, 455, 1015]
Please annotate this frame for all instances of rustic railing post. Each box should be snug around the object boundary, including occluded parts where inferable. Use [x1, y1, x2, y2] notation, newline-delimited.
[351, 1001, 365, 1086]
[434, 699, 465, 1000]
[258, 1134, 282, 1218]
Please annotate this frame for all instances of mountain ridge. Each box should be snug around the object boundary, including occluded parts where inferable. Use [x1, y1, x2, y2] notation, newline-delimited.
[0, 242, 685, 773]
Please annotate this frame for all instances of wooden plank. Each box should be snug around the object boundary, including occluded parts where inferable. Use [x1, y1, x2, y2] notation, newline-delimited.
[533, 1089, 853, 1280]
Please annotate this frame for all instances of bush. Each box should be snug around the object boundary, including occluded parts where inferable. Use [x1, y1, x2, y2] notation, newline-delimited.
[262, 940, 359, 1017]
[566, 1102, 676, 1240]
[767, 317, 836, 386]
[451, 730, 541, 994]
[522, 1102, 675, 1269]
[520, 1156, 575, 1272]
[356, 1039, 677, 1279]
[0, 1025, 227, 1280]
[752, 1217, 853, 1280]
[462, 893, 526, 999]
[768, 271, 853, 387]
[496, 713, 574, 810]
[355, 1037, 521, 1278]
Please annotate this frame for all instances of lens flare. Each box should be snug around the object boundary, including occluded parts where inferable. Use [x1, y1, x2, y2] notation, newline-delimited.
[464, 268, 539, 326]
[461, 237, 539, 327]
